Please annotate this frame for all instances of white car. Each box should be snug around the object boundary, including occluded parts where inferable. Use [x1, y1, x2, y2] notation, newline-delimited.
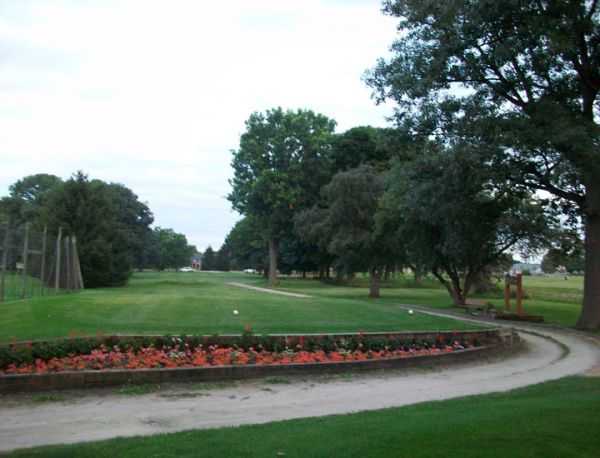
[179, 267, 194, 272]
[243, 268, 258, 274]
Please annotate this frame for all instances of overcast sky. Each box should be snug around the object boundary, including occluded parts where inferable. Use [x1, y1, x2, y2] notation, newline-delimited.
[0, 0, 397, 251]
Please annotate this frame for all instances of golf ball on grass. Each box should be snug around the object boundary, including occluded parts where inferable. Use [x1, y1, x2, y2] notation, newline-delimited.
[408, 309, 414, 315]
[233, 310, 239, 315]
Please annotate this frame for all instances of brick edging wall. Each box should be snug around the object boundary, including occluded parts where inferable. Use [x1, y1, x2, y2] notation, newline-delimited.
[0, 329, 521, 393]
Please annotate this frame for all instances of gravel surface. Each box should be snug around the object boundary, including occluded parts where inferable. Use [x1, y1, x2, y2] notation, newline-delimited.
[0, 309, 598, 453]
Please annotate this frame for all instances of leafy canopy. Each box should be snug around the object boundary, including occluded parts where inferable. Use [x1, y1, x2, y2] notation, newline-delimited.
[228, 107, 337, 238]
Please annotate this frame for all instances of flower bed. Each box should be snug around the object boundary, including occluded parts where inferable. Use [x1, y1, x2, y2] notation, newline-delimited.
[1, 332, 481, 375]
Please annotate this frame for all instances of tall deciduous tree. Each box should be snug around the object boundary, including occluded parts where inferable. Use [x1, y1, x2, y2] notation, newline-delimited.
[367, 0, 600, 329]
[382, 145, 550, 306]
[201, 246, 216, 271]
[541, 230, 585, 274]
[223, 216, 267, 272]
[0, 174, 62, 227]
[330, 126, 397, 172]
[299, 165, 398, 298]
[228, 107, 336, 286]
[152, 227, 195, 271]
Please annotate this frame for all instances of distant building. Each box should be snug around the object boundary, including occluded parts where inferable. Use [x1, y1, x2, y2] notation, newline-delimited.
[191, 254, 202, 270]
[510, 262, 543, 275]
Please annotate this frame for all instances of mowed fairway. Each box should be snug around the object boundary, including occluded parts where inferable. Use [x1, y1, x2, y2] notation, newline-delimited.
[252, 275, 585, 329]
[0, 272, 478, 342]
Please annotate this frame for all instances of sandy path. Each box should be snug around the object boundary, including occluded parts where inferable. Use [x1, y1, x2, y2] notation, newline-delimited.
[227, 282, 312, 298]
[0, 311, 598, 452]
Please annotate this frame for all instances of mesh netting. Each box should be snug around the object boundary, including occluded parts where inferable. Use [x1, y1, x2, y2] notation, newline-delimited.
[0, 223, 83, 302]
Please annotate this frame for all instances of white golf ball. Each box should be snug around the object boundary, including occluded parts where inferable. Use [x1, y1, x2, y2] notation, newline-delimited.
[233, 310, 239, 315]
[408, 309, 414, 315]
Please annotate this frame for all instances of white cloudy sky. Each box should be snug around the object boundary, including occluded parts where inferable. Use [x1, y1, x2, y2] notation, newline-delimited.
[0, 0, 397, 250]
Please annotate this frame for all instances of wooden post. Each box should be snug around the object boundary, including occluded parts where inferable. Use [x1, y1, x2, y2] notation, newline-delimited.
[72, 236, 84, 289]
[504, 273, 511, 311]
[0, 222, 10, 303]
[55, 227, 63, 292]
[21, 223, 30, 299]
[40, 226, 47, 296]
[64, 236, 71, 291]
[516, 273, 524, 316]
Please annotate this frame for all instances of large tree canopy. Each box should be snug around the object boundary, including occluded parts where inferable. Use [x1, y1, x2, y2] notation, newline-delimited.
[41, 172, 154, 287]
[228, 107, 337, 285]
[0, 174, 62, 226]
[381, 144, 550, 305]
[297, 165, 399, 298]
[367, 0, 600, 329]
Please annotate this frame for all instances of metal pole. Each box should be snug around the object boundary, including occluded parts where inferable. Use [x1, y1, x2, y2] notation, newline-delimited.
[40, 226, 47, 296]
[55, 227, 62, 293]
[64, 236, 71, 292]
[0, 221, 10, 303]
[72, 236, 84, 290]
[21, 223, 30, 299]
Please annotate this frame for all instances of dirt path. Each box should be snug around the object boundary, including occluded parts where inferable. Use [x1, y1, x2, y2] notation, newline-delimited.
[0, 311, 598, 452]
[227, 282, 312, 298]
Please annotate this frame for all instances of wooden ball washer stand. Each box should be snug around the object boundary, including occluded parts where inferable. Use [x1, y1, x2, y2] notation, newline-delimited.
[495, 272, 544, 323]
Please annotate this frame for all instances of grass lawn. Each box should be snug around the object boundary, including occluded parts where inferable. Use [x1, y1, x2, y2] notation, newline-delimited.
[9, 376, 600, 457]
[0, 270, 585, 342]
[0, 272, 479, 342]
[255, 274, 585, 329]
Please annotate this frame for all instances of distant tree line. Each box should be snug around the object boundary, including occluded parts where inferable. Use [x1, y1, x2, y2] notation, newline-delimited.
[0, 172, 196, 287]
[199, 245, 231, 272]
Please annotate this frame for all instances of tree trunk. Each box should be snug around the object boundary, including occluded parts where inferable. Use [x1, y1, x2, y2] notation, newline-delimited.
[302, 270, 306, 279]
[448, 285, 466, 306]
[410, 263, 423, 285]
[577, 183, 600, 330]
[414, 268, 422, 285]
[369, 267, 381, 298]
[268, 238, 278, 286]
[450, 275, 467, 306]
[432, 268, 466, 306]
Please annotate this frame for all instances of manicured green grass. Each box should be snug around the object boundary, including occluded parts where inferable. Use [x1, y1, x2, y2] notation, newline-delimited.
[0, 272, 478, 342]
[10, 376, 600, 457]
[0, 270, 585, 342]
[260, 274, 585, 328]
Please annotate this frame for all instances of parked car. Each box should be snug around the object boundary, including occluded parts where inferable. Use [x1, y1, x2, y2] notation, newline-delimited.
[179, 267, 194, 272]
[243, 268, 258, 274]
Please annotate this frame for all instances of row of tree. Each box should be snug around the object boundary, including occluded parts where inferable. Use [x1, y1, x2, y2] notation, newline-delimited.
[198, 245, 231, 272]
[0, 172, 196, 287]
[224, 0, 599, 330]
[224, 109, 551, 302]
